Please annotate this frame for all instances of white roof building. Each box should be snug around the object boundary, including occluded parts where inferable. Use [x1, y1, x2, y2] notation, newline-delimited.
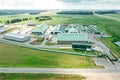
[0, 23, 4, 27]
[3, 33, 30, 42]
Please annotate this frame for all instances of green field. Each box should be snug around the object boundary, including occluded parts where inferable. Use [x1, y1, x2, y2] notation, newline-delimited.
[100, 38, 120, 58]
[0, 13, 120, 68]
[0, 73, 85, 80]
[0, 42, 99, 68]
[104, 14, 120, 18]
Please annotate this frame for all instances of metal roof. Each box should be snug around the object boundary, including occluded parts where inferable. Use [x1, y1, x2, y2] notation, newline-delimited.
[0, 26, 15, 33]
[0, 23, 4, 27]
[32, 23, 49, 33]
[4, 33, 28, 38]
[27, 22, 36, 26]
[51, 25, 66, 33]
[57, 33, 89, 41]
[72, 43, 92, 46]
[114, 41, 120, 46]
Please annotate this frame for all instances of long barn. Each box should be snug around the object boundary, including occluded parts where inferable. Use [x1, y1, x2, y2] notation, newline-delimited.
[57, 33, 89, 44]
[3, 33, 30, 42]
[31, 23, 49, 35]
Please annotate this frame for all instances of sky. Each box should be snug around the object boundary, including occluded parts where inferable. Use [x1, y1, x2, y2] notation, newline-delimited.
[0, 0, 120, 10]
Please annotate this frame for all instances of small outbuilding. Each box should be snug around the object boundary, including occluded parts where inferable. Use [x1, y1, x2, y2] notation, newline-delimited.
[3, 33, 30, 42]
[27, 22, 36, 26]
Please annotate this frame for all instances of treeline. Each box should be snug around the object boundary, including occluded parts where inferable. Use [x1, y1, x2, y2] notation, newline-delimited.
[95, 10, 119, 14]
[35, 16, 52, 21]
[29, 12, 40, 15]
[57, 11, 93, 15]
[0, 10, 47, 15]
[3, 18, 31, 24]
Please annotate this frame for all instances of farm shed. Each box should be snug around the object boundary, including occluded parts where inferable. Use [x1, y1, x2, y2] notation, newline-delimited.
[114, 41, 120, 46]
[57, 33, 89, 44]
[68, 25, 79, 33]
[0, 23, 4, 28]
[27, 22, 36, 26]
[51, 25, 66, 34]
[31, 23, 49, 35]
[72, 43, 92, 50]
[3, 33, 30, 42]
[0, 26, 15, 34]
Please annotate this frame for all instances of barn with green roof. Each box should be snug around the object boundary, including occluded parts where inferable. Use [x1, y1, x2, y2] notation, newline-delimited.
[57, 33, 89, 44]
[31, 23, 49, 35]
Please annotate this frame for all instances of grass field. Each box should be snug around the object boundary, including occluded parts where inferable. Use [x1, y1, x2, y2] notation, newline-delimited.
[104, 14, 120, 18]
[0, 13, 120, 67]
[100, 38, 120, 58]
[0, 42, 99, 68]
[0, 73, 85, 80]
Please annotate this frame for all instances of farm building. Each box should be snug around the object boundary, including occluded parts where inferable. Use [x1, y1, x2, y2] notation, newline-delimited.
[0, 26, 15, 34]
[27, 22, 36, 26]
[0, 23, 4, 28]
[31, 23, 49, 35]
[3, 33, 30, 42]
[57, 33, 89, 44]
[51, 25, 66, 34]
[68, 25, 79, 33]
[72, 43, 92, 50]
[114, 41, 120, 46]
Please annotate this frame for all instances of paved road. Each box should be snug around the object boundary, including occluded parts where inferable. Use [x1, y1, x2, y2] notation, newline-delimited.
[0, 68, 120, 74]
[90, 35, 113, 58]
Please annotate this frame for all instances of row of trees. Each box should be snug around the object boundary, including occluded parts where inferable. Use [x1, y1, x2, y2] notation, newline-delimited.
[57, 11, 93, 15]
[35, 16, 52, 21]
[57, 10, 119, 15]
[2, 17, 32, 24]
[95, 10, 117, 14]
[0, 10, 47, 16]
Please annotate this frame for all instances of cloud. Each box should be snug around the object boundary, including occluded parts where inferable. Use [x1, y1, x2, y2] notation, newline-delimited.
[0, 0, 65, 9]
[59, 0, 120, 9]
[59, 0, 120, 3]
[58, 0, 81, 3]
[0, 0, 120, 9]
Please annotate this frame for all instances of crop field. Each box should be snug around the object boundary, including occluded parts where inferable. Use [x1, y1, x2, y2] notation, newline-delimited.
[0, 73, 85, 80]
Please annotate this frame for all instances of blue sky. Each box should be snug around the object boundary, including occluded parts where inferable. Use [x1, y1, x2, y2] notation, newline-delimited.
[0, 0, 120, 9]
